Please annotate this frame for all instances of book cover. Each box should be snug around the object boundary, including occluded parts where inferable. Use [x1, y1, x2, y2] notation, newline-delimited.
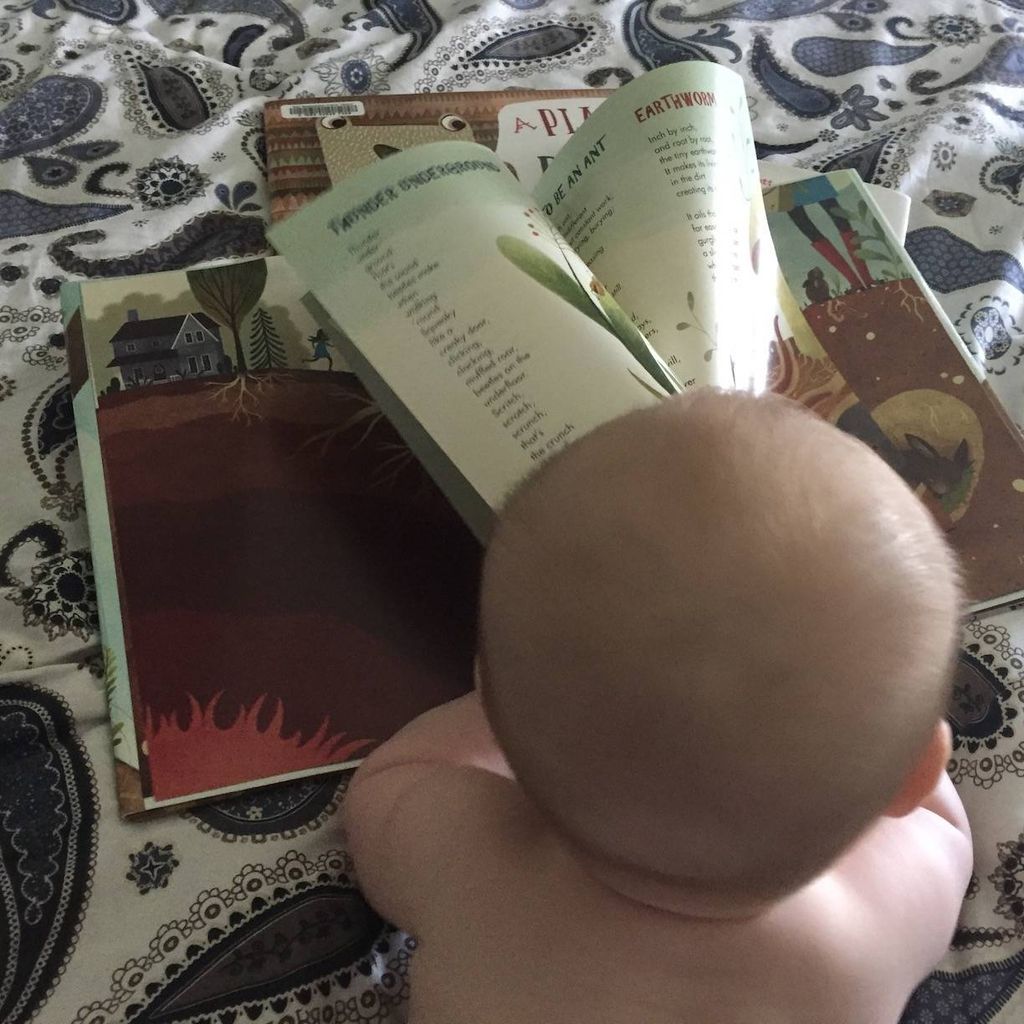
[764, 172, 1024, 609]
[265, 89, 607, 223]
[65, 256, 478, 814]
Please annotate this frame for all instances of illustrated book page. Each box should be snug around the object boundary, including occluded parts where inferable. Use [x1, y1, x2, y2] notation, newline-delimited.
[65, 256, 478, 814]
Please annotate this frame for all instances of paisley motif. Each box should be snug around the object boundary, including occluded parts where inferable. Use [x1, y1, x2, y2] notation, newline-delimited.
[922, 188, 977, 217]
[905, 227, 1024, 295]
[84, 162, 131, 199]
[755, 139, 818, 157]
[982, 152, 1024, 207]
[824, 11, 872, 32]
[900, 949, 1024, 1023]
[415, 14, 611, 89]
[0, 191, 129, 241]
[146, 0, 306, 49]
[814, 133, 901, 183]
[110, 43, 234, 137]
[35, 381, 75, 458]
[185, 775, 344, 842]
[139, 63, 211, 130]
[792, 37, 934, 77]
[748, 34, 840, 118]
[583, 66, 634, 87]
[908, 36, 1024, 96]
[0, 682, 98, 1024]
[470, 23, 588, 61]
[71, 851, 408, 1024]
[813, 99, 1005, 189]
[0, 75, 103, 159]
[622, 1, 741, 70]
[47, 212, 268, 277]
[240, 125, 267, 175]
[55, 139, 121, 161]
[0, 522, 97, 641]
[22, 376, 83, 521]
[56, 0, 136, 24]
[222, 23, 266, 66]
[653, 0, 837, 19]
[369, 0, 443, 68]
[950, 649, 1019, 751]
[24, 154, 78, 188]
[946, 623, 1024, 789]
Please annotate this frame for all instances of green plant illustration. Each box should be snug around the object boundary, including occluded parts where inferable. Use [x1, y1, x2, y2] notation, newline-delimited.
[839, 197, 906, 282]
[826, 272, 845, 298]
[675, 290, 718, 363]
[248, 306, 288, 370]
[103, 646, 124, 749]
[496, 235, 679, 395]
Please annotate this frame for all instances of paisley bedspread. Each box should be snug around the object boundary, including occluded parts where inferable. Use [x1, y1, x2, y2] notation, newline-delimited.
[2, 1, 1024, 1021]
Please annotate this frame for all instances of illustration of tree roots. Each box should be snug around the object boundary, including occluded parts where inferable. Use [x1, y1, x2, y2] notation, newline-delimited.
[206, 369, 293, 423]
[893, 281, 928, 322]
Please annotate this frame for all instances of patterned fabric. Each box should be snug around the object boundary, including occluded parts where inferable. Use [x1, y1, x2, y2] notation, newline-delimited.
[1, 1, 1023, 1021]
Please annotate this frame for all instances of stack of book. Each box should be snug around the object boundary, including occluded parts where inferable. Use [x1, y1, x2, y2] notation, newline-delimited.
[66, 62, 1024, 815]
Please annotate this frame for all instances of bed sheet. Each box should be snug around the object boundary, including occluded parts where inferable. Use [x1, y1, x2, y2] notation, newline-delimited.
[2, 1, 1024, 1022]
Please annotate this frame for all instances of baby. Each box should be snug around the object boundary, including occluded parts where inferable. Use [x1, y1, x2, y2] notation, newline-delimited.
[345, 389, 972, 1024]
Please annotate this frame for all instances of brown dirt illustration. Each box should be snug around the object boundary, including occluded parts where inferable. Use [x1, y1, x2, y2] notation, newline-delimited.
[98, 369, 479, 800]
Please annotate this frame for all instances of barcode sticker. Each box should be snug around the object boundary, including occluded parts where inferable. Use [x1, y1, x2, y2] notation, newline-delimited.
[280, 101, 365, 119]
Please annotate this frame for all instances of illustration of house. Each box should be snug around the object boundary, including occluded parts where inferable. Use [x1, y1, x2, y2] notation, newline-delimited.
[107, 309, 226, 388]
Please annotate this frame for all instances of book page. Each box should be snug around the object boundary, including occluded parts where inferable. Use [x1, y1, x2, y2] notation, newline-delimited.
[269, 141, 663, 536]
[494, 91, 911, 242]
[66, 256, 481, 814]
[531, 63, 776, 392]
[763, 170, 1024, 610]
[496, 97, 602, 189]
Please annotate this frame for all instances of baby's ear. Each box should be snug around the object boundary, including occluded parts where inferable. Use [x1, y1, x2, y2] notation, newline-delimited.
[883, 721, 952, 818]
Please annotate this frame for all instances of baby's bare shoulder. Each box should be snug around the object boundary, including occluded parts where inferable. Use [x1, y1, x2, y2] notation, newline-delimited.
[799, 802, 972, 983]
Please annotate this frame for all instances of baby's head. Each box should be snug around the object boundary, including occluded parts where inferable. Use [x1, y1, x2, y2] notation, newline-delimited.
[478, 390, 962, 906]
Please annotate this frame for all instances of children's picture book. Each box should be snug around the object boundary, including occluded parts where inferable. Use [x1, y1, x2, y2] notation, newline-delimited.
[65, 257, 479, 814]
[264, 83, 911, 237]
[267, 62, 1024, 612]
[264, 86, 605, 222]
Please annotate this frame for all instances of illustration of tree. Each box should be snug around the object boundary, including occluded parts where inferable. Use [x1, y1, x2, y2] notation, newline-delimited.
[186, 260, 268, 375]
[247, 306, 288, 370]
[187, 260, 269, 421]
[268, 304, 303, 364]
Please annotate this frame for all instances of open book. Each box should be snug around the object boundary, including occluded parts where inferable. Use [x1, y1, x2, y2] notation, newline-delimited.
[269, 62, 1024, 611]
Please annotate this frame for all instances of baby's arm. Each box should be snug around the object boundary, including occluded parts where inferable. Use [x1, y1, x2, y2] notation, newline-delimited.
[343, 692, 517, 928]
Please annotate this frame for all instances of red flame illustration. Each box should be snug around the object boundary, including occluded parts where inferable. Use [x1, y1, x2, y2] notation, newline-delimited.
[141, 692, 374, 800]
